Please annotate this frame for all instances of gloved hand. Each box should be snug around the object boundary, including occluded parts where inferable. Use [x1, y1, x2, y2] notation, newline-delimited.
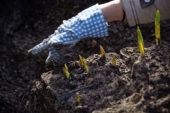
[28, 4, 109, 64]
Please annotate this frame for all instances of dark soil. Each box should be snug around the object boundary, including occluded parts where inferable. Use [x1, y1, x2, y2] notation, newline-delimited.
[42, 43, 170, 113]
[0, 0, 170, 113]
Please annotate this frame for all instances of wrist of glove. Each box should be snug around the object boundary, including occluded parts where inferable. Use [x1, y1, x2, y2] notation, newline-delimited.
[28, 4, 109, 64]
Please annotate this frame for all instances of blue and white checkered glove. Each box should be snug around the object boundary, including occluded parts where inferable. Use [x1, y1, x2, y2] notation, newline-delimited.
[28, 4, 109, 64]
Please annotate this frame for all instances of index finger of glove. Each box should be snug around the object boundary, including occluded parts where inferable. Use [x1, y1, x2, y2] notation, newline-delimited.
[28, 38, 49, 55]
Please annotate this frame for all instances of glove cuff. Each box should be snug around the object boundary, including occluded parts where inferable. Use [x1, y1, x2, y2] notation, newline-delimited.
[78, 4, 109, 38]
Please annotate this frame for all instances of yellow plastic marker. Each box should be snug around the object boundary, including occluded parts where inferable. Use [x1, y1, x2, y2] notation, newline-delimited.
[63, 64, 70, 79]
[112, 55, 116, 66]
[137, 26, 145, 56]
[100, 45, 105, 57]
[155, 10, 160, 45]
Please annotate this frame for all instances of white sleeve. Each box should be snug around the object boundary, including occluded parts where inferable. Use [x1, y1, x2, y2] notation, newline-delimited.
[121, 0, 170, 26]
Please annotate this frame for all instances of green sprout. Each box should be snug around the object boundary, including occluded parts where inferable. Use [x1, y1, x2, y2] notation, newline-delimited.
[79, 55, 84, 67]
[83, 58, 89, 73]
[63, 64, 70, 79]
[137, 26, 145, 56]
[100, 45, 105, 57]
[24, 100, 30, 111]
[112, 55, 116, 66]
[155, 10, 160, 45]
[78, 55, 89, 73]
[76, 92, 80, 105]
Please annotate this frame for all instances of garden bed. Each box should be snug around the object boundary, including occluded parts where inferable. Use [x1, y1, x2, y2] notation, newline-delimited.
[0, 0, 170, 113]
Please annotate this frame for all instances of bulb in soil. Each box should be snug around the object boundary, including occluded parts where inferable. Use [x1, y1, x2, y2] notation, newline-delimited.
[100, 45, 105, 57]
[79, 55, 84, 67]
[83, 58, 89, 73]
[137, 26, 145, 56]
[155, 10, 160, 45]
[112, 55, 116, 66]
[76, 92, 80, 105]
[63, 64, 70, 79]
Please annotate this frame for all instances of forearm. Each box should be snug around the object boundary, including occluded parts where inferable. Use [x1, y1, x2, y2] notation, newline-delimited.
[99, 0, 124, 22]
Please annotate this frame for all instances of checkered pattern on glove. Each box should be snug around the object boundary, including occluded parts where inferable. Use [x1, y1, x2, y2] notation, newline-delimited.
[48, 4, 109, 45]
[29, 4, 109, 64]
[45, 47, 61, 64]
